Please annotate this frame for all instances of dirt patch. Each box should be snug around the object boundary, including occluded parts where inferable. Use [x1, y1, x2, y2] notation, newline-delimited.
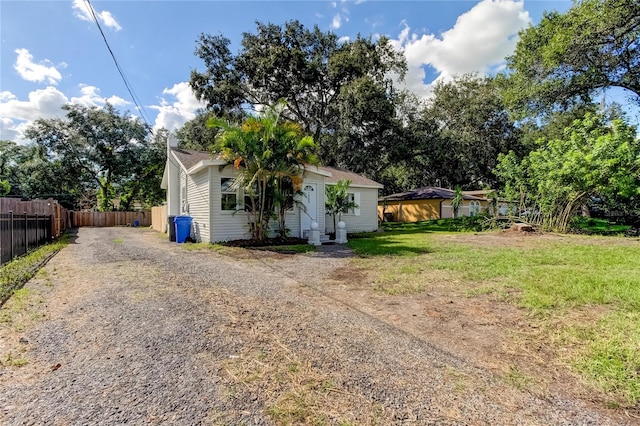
[305, 234, 636, 417]
[328, 265, 369, 284]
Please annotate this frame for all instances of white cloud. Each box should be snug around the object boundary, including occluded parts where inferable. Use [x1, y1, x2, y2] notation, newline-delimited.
[0, 92, 17, 102]
[0, 118, 23, 142]
[150, 82, 206, 133]
[69, 85, 129, 108]
[0, 85, 131, 143]
[0, 87, 68, 123]
[72, 0, 122, 31]
[106, 95, 129, 107]
[390, 0, 531, 98]
[0, 87, 68, 142]
[13, 49, 62, 85]
[338, 36, 351, 44]
[332, 13, 342, 29]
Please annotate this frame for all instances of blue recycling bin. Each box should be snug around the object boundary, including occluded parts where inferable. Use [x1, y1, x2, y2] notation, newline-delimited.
[174, 216, 193, 243]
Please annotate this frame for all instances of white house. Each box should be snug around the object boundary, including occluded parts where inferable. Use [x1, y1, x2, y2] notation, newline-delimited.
[160, 146, 382, 243]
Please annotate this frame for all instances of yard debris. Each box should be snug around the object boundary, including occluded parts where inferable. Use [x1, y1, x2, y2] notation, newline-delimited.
[510, 223, 535, 232]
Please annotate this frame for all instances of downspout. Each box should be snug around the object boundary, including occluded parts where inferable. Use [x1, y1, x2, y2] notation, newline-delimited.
[439, 199, 443, 219]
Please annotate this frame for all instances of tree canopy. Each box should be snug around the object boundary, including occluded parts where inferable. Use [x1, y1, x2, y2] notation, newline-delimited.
[500, 0, 640, 119]
[191, 20, 406, 140]
[22, 104, 164, 210]
[423, 75, 522, 188]
[190, 20, 406, 188]
[496, 113, 640, 231]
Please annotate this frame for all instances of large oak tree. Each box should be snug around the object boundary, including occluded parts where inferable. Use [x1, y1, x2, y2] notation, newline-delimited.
[500, 0, 640, 119]
[189, 20, 406, 184]
[24, 104, 160, 210]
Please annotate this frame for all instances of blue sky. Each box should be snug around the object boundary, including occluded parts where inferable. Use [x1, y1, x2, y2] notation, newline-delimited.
[1, 0, 578, 143]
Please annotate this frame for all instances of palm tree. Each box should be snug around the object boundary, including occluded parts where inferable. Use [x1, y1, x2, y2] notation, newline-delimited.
[451, 186, 464, 218]
[325, 179, 358, 238]
[209, 100, 317, 240]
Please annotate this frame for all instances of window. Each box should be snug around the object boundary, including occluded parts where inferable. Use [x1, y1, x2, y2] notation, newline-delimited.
[469, 200, 481, 216]
[346, 193, 356, 215]
[221, 178, 237, 211]
[345, 192, 360, 216]
[180, 179, 188, 213]
[280, 178, 295, 211]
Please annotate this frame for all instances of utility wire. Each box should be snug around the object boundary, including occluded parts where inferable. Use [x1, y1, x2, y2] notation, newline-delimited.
[84, 0, 154, 131]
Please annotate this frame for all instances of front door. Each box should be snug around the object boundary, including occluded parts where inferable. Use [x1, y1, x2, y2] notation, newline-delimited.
[300, 183, 317, 237]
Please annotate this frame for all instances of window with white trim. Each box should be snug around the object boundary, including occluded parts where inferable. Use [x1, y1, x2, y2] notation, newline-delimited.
[221, 178, 238, 211]
[469, 200, 481, 216]
[345, 192, 361, 216]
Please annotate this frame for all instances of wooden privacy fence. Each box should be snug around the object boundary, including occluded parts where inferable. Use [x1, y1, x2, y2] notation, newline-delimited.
[72, 210, 151, 227]
[0, 197, 72, 266]
[0, 197, 70, 238]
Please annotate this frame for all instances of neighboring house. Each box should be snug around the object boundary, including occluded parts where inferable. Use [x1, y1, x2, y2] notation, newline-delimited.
[161, 146, 382, 243]
[378, 187, 489, 222]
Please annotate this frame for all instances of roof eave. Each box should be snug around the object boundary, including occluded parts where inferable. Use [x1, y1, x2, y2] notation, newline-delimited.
[304, 165, 333, 177]
[186, 159, 227, 174]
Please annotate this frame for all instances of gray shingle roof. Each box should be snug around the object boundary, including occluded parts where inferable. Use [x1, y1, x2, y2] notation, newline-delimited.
[171, 148, 222, 170]
[317, 166, 382, 188]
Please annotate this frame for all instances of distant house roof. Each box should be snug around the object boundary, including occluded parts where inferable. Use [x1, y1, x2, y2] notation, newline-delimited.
[380, 187, 486, 202]
[462, 190, 493, 198]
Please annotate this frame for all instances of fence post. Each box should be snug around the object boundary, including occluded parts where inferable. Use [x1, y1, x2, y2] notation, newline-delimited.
[36, 213, 39, 245]
[10, 211, 14, 261]
[24, 212, 28, 253]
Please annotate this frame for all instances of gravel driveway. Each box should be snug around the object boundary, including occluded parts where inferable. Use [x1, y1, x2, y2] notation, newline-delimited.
[0, 227, 629, 425]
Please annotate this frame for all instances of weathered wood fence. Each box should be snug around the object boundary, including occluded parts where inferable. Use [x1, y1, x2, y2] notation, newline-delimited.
[0, 197, 153, 266]
[0, 197, 70, 238]
[71, 210, 151, 227]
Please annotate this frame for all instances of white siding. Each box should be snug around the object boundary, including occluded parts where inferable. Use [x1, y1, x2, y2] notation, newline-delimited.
[325, 186, 379, 233]
[186, 168, 211, 243]
[167, 156, 181, 216]
[210, 167, 253, 242]
[267, 210, 300, 238]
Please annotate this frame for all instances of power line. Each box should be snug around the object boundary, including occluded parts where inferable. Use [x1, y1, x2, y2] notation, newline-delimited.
[83, 0, 154, 131]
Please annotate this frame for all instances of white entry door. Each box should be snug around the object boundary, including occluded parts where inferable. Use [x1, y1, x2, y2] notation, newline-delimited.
[300, 183, 317, 237]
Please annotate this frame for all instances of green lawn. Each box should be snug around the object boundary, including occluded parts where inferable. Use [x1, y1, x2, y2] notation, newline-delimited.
[571, 217, 632, 235]
[348, 220, 640, 406]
